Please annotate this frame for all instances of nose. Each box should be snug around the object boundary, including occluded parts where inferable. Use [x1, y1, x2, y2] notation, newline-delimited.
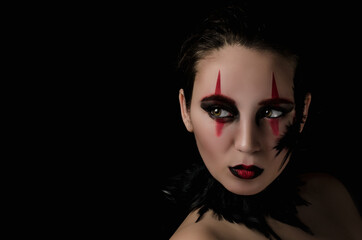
[234, 117, 261, 154]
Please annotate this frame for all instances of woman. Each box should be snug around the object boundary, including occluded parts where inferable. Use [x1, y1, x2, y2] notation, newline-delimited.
[165, 1, 362, 240]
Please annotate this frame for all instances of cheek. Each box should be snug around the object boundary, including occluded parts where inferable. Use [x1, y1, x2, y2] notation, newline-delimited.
[193, 122, 221, 159]
[191, 113, 226, 165]
[216, 121, 224, 137]
[278, 112, 295, 136]
[260, 124, 279, 149]
[262, 117, 292, 149]
[269, 118, 279, 136]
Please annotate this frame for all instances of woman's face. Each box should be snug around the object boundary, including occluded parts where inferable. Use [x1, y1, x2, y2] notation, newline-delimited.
[180, 45, 307, 195]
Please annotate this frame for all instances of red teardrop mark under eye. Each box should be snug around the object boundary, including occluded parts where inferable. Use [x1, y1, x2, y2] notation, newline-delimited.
[215, 70, 223, 137]
[270, 73, 279, 136]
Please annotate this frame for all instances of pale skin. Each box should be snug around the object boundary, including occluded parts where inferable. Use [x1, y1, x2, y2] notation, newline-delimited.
[171, 45, 362, 239]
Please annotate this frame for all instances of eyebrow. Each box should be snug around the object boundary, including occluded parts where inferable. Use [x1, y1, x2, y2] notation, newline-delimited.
[258, 98, 294, 105]
[201, 94, 236, 105]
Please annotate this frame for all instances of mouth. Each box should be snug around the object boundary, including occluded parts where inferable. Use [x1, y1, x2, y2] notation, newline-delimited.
[229, 164, 264, 180]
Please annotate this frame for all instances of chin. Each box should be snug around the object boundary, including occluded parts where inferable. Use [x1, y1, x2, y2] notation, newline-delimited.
[223, 179, 268, 196]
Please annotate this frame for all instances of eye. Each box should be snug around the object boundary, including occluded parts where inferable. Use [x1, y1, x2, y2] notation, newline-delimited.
[264, 108, 283, 118]
[200, 102, 237, 122]
[257, 106, 285, 120]
[210, 107, 232, 118]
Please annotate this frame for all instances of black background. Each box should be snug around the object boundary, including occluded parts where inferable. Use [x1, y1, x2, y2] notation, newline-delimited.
[40, 1, 362, 239]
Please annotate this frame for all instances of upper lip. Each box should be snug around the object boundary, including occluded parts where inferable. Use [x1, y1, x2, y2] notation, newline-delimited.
[229, 164, 264, 179]
[231, 164, 261, 170]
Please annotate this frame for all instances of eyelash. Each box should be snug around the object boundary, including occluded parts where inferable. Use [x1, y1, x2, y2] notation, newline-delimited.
[201, 104, 237, 122]
[201, 104, 291, 123]
[257, 106, 287, 119]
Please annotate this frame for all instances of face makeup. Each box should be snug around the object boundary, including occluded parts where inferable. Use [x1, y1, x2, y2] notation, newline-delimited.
[270, 73, 280, 136]
[259, 74, 295, 136]
[187, 45, 296, 195]
[215, 70, 223, 136]
[229, 164, 264, 179]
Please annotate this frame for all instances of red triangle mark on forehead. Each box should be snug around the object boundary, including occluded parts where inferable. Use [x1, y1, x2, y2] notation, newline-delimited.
[271, 72, 280, 136]
[215, 70, 223, 137]
[272, 72, 279, 99]
[215, 70, 221, 95]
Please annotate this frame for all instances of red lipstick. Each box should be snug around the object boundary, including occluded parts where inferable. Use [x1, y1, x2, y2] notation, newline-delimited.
[229, 164, 263, 180]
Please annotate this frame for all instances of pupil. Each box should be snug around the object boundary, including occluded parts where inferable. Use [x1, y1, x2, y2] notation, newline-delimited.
[265, 109, 272, 117]
[213, 108, 221, 116]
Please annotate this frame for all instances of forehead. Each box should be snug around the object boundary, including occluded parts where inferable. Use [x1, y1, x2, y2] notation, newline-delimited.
[194, 45, 296, 100]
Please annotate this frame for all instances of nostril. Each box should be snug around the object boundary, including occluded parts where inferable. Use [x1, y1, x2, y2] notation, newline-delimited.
[234, 118, 261, 153]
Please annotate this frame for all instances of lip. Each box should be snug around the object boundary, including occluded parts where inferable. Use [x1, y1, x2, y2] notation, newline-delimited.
[229, 164, 264, 180]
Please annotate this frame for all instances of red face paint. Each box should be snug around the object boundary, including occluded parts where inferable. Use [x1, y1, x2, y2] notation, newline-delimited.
[215, 70, 223, 137]
[215, 70, 221, 95]
[270, 73, 279, 136]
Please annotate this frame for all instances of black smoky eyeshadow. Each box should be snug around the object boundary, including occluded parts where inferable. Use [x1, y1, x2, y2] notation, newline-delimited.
[200, 101, 239, 116]
[273, 104, 294, 115]
[256, 105, 294, 119]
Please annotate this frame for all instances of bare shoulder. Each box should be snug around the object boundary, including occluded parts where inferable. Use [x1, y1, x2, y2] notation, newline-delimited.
[299, 172, 346, 194]
[169, 210, 218, 240]
[298, 172, 362, 239]
[299, 172, 358, 203]
[298, 172, 359, 211]
[169, 223, 218, 240]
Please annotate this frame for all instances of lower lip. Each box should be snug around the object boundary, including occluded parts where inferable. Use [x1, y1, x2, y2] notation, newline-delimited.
[229, 165, 263, 180]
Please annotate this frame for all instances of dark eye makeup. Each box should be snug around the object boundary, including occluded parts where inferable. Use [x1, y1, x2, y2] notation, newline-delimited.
[200, 95, 294, 123]
[256, 105, 294, 120]
[201, 101, 238, 122]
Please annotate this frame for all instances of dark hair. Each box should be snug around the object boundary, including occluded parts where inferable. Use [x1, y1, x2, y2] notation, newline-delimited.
[177, 1, 309, 121]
